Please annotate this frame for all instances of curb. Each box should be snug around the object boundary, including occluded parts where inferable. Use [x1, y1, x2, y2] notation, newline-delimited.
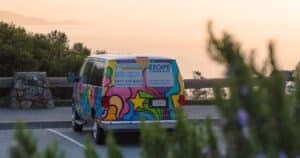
[189, 117, 222, 126]
[0, 118, 222, 130]
[0, 121, 71, 130]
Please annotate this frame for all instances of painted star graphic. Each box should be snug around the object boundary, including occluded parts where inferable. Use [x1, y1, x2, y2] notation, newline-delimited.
[131, 93, 145, 110]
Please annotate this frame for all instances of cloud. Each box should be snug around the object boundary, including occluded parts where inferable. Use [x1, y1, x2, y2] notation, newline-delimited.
[0, 10, 80, 25]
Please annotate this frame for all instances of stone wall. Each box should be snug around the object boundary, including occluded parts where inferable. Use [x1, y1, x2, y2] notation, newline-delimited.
[10, 72, 54, 109]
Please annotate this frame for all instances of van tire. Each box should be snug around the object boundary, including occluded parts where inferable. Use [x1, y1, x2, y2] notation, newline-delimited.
[93, 120, 105, 144]
[72, 110, 83, 132]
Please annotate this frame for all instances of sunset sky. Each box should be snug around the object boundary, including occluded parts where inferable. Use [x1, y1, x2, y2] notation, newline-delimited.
[0, 0, 299, 78]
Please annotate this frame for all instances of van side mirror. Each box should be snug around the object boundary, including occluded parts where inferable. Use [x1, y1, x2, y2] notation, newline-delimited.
[67, 72, 79, 82]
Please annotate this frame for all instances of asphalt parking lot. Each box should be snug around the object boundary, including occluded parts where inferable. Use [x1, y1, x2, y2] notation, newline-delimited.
[0, 105, 221, 158]
[0, 128, 142, 158]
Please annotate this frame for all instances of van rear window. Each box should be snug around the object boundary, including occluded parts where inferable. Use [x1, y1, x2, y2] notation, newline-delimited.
[146, 63, 173, 87]
[114, 62, 174, 87]
[114, 63, 143, 87]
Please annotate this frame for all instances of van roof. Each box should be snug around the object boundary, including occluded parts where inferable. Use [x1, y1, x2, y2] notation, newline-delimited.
[88, 54, 175, 61]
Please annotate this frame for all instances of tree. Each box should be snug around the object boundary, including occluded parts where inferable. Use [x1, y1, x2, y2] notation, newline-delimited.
[71, 42, 90, 56]
[0, 21, 91, 77]
[47, 30, 68, 58]
[208, 21, 300, 157]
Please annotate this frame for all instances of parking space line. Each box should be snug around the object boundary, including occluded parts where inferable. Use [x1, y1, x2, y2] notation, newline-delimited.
[47, 129, 86, 149]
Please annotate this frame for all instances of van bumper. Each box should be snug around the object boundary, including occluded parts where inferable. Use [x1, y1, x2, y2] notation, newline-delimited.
[100, 120, 176, 131]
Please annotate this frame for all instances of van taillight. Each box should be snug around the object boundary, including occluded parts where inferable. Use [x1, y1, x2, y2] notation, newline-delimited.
[179, 95, 185, 106]
[101, 96, 110, 108]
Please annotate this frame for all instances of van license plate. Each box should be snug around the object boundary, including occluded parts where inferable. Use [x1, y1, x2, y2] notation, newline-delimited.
[152, 99, 167, 107]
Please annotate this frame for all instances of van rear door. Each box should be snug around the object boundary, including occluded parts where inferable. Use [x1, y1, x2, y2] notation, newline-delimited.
[101, 58, 185, 121]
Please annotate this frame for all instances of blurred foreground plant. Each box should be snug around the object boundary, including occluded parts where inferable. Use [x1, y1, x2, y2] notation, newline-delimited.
[106, 131, 123, 158]
[10, 123, 63, 158]
[10, 123, 37, 158]
[140, 108, 217, 158]
[141, 120, 168, 158]
[84, 137, 99, 158]
[208, 21, 300, 157]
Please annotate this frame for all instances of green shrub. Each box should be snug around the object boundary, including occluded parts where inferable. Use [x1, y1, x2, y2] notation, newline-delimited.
[172, 108, 205, 158]
[208, 21, 300, 157]
[10, 123, 37, 158]
[84, 137, 99, 158]
[0, 94, 10, 107]
[0, 22, 90, 77]
[140, 108, 216, 158]
[141, 122, 168, 158]
[9, 123, 63, 158]
[106, 131, 123, 158]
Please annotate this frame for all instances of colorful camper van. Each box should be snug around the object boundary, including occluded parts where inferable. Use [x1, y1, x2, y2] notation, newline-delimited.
[72, 54, 185, 143]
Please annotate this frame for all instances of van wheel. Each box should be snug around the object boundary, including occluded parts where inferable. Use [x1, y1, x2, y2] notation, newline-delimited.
[72, 110, 83, 132]
[93, 120, 105, 144]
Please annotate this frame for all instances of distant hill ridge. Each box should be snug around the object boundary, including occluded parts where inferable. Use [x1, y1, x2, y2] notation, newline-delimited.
[0, 10, 80, 25]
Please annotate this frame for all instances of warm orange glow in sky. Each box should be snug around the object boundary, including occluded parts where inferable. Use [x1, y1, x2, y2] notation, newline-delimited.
[1, 0, 299, 78]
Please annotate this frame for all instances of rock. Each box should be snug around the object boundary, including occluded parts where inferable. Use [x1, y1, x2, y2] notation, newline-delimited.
[47, 100, 54, 108]
[43, 82, 50, 88]
[32, 101, 46, 109]
[14, 79, 24, 89]
[17, 90, 24, 97]
[10, 90, 17, 97]
[37, 80, 43, 86]
[24, 86, 37, 99]
[10, 72, 54, 109]
[10, 98, 19, 109]
[20, 100, 32, 109]
[43, 89, 52, 100]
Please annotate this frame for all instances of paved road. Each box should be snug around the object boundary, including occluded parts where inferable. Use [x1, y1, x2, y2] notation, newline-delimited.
[1, 127, 226, 158]
[0, 105, 219, 126]
[0, 105, 222, 158]
[0, 128, 141, 158]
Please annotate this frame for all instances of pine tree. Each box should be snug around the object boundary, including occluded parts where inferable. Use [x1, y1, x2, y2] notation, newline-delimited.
[10, 123, 38, 158]
[106, 131, 123, 158]
[141, 121, 168, 158]
[84, 137, 99, 158]
[10, 123, 63, 158]
[208, 21, 300, 157]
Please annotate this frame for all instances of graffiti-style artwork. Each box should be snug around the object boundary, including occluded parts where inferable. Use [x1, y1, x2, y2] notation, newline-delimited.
[101, 59, 184, 121]
[73, 83, 103, 117]
[73, 59, 184, 122]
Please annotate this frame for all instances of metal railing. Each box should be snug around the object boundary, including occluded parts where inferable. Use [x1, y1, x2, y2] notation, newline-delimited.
[0, 70, 293, 88]
[0, 77, 227, 89]
[0, 77, 225, 105]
